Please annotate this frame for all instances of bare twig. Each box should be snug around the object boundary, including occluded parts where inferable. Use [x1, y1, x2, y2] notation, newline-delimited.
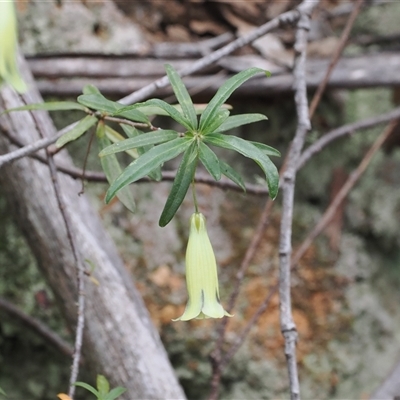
[0, 7, 304, 170]
[279, 2, 317, 399]
[0, 121, 77, 168]
[309, 0, 364, 119]
[292, 120, 398, 267]
[0, 297, 75, 358]
[26, 107, 85, 399]
[45, 147, 86, 399]
[103, 115, 154, 130]
[298, 106, 400, 169]
[216, 121, 398, 374]
[1, 128, 271, 195]
[208, 184, 276, 400]
[119, 6, 308, 106]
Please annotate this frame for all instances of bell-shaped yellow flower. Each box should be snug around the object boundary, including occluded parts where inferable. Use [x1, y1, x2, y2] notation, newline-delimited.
[0, 0, 27, 93]
[174, 213, 232, 321]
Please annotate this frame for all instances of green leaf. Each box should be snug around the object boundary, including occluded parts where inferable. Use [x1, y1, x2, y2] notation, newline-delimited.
[220, 160, 246, 192]
[82, 84, 101, 95]
[97, 123, 136, 212]
[198, 142, 221, 180]
[106, 137, 193, 203]
[73, 382, 100, 397]
[2, 101, 87, 115]
[77, 93, 120, 113]
[199, 68, 265, 132]
[55, 115, 98, 148]
[131, 99, 193, 131]
[216, 113, 267, 133]
[165, 64, 197, 129]
[78, 93, 149, 124]
[0, 386, 6, 396]
[133, 103, 231, 117]
[97, 375, 110, 396]
[104, 125, 138, 159]
[204, 133, 279, 199]
[99, 130, 179, 157]
[202, 109, 230, 135]
[250, 141, 281, 157]
[159, 143, 198, 227]
[121, 125, 162, 181]
[104, 387, 127, 400]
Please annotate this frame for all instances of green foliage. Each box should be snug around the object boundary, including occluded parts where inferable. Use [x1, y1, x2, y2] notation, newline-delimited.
[5, 66, 280, 225]
[0, 386, 6, 397]
[103, 65, 279, 225]
[74, 375, 126, 400]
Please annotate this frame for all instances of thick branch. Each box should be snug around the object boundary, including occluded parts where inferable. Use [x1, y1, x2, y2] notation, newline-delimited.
[0, 56, 186, 400]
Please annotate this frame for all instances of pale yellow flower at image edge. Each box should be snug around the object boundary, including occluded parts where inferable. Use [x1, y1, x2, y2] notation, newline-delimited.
[0, 0, 27, 93]
[174, 213, 232, 321]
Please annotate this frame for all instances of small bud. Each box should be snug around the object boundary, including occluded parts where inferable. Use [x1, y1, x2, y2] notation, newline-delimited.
[174, 213, 232, 321]
[0, 0, 27, 93]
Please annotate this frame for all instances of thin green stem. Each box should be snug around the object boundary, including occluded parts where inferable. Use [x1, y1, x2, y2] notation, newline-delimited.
[192, 181, 199, 213]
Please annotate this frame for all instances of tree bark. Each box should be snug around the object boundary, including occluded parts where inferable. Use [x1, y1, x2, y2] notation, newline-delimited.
[0, 57, 186, 399]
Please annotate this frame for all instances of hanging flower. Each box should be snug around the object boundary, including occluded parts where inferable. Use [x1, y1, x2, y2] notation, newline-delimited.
[0, 0, 27, 93]
[174, 212, 232, 321]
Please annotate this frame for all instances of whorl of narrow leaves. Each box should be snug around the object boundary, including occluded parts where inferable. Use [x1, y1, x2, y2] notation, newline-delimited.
[4, 67, 280, 225]
[104, 65, 279, 225]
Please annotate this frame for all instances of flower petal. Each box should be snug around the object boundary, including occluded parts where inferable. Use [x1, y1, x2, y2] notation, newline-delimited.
[174, 213, 232, 321]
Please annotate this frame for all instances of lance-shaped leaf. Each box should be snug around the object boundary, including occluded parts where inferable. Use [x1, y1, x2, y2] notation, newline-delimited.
[55, 115, 98, 148]
[130, 99, 193, 131]
[104, 387, 127, 400]
[104, 125, 138, 159]
[165, 64, 198, 129]
[77, 93, 149, 124]
[220, 160, 246, 192]
[131, 103, 232, 117]
[99, 130, 179, 157]
[201, 109, 230, 135]
[2, 101, 87, 115]
[250, 141, 281, 157]
[97, 123, 136, 212]
[199, 142, 221, 181]
[204, 133, 279, 199]
[82, 84, 101, 95]
[159, 143, 197, 227]
[106, 137, 193, 203]
[199, 68, 266, 132]
[73, 382, 99, 397]
[121, 125, 162, 181]
[216, 113, 267, 133]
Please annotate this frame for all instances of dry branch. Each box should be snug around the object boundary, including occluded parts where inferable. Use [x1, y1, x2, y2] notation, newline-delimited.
[0, 297, 75, 358]
[292, 120, 398, 267]
[278, 2, 318, 399]
[25, 52, 400, 97]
